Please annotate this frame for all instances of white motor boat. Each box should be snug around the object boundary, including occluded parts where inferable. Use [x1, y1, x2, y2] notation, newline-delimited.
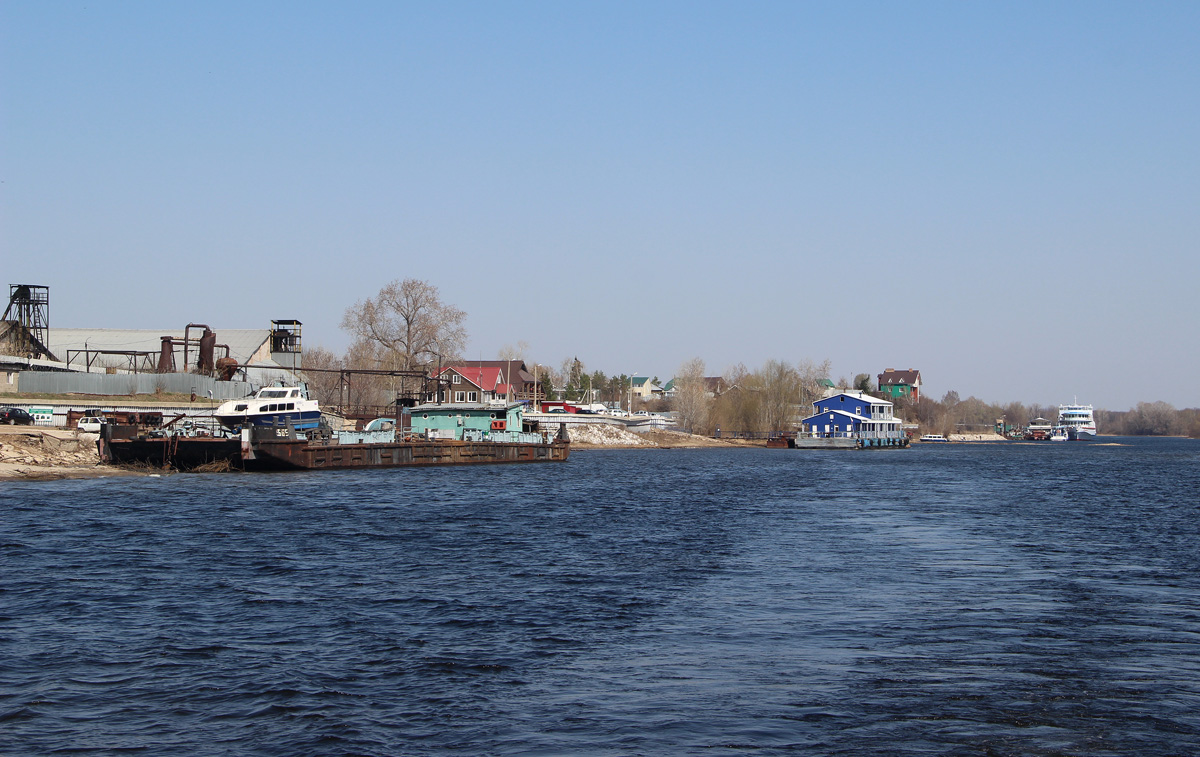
[215, 386, 321, 430]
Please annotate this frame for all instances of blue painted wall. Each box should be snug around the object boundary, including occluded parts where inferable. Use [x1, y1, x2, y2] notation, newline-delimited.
[812, 394, 872, 417]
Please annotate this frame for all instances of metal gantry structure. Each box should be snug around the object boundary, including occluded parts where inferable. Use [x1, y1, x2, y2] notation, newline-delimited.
[2, 284, 56, 360]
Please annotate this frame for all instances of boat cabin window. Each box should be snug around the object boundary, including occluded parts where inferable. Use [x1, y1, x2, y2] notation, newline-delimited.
[235, 404, 247, 411]
[290, 390, 299, 397]
[286, 403, 294, 410]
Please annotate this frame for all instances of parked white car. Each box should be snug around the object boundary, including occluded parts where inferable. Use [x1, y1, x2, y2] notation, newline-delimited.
[77, 416, 104, 433]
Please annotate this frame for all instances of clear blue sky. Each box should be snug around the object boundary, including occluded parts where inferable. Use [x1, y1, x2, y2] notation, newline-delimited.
[3, 2, 1197, 410]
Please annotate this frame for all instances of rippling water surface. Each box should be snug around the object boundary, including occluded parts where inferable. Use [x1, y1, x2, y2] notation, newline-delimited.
[4, 438, 1200, 755]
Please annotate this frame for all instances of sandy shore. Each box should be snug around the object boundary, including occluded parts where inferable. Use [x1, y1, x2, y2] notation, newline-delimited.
[0, 427, 146, 481]
[568, 424, 762, 450]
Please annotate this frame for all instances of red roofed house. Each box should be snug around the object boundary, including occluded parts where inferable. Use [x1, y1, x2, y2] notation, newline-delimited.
[428, 361, 544, 404]
[877, 368, 921, 403]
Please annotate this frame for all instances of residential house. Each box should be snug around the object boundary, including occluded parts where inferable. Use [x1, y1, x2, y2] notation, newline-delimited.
[660, 376, 730, 399]
[430, 365, 514, 404]
[877, 368, 921, 403]
[704, 376, 730, 397]
[800, 390, 904, 439]
[452, 361, 541, 402]
[630, 376, 662, 399]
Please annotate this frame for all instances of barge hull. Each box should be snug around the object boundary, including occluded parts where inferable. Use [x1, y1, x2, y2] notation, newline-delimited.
[247, 438, 569, 470]
[99, 425, 568, 471]
[100, 436, 243, 469]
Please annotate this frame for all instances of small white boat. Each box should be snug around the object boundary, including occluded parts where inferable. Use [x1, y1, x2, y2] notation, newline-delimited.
[1049, 428, 1069, 442]
[919, 434, 948, 442]
[215, 386, 321, 430]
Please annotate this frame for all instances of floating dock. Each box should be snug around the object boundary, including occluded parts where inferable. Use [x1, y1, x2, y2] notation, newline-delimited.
[767, 433, 909, 450]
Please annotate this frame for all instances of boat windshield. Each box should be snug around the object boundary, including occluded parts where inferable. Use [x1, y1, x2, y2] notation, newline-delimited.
[258, 389, 290, 399]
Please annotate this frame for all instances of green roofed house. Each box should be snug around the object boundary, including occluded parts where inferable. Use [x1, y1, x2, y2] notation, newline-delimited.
[877, 368, 921, 403]
[631, 376, 662, 399]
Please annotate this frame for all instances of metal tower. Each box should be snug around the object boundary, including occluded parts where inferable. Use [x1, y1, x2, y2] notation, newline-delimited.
[2, 284, 56, 360]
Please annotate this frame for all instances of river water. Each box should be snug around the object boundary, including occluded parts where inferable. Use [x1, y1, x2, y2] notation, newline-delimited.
[3, 438, 1199, 755]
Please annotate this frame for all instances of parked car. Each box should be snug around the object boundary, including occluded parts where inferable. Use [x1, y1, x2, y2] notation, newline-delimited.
[77, 416, 105, 433]
[1, 407, 35, 425]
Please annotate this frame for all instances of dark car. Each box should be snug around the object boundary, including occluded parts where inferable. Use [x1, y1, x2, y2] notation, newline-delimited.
[1, 407, 35, 425]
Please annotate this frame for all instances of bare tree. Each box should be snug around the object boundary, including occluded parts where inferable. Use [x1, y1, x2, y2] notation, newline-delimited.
[299, 346, 344, 407]
[797, 358, 832, 411]
[559, 357, 586, 402]
[712, 363, 756, 436]
[497, 341, 530, 361]
[1127, 401, 1181, 436]
[672, 357, 711, 434]
[759, 359, 801, 432]
[341, 338, 391, 407]
[341, 279, 467, 371]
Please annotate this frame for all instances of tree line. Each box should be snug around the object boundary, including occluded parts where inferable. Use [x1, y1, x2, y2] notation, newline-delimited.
[302, 279, 1199, 437]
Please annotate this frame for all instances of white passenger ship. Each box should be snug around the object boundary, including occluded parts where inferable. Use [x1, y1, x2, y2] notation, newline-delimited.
[1054, 402, 1097, 440]
[215, 386, 321, 430]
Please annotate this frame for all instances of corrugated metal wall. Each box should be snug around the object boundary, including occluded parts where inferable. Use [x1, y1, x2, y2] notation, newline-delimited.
[18, 371, 258, 399]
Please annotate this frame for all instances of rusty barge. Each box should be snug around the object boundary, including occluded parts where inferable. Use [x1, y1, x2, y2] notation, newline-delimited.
[98, 399, 570, 472]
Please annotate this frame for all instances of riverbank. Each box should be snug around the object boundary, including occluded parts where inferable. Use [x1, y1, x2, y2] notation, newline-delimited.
[0, 424, 760, 479]
[0, 427, 141, 481]
[568, 424, 762, 450]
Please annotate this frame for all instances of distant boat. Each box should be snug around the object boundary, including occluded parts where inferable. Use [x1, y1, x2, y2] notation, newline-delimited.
[920, 434, 948, 442]
[215, 386, 321, 430]
[1054, 402, 1097, 440]
[1049, 428, 1069, 442]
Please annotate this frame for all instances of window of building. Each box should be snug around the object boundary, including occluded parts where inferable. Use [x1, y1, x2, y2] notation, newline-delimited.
[455, 391, 466, 402]
[452, 374, 461, 384]
[468, 392, 478, 402]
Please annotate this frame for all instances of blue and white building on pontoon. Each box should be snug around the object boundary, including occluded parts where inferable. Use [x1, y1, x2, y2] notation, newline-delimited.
[799, 391, 907, 447]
